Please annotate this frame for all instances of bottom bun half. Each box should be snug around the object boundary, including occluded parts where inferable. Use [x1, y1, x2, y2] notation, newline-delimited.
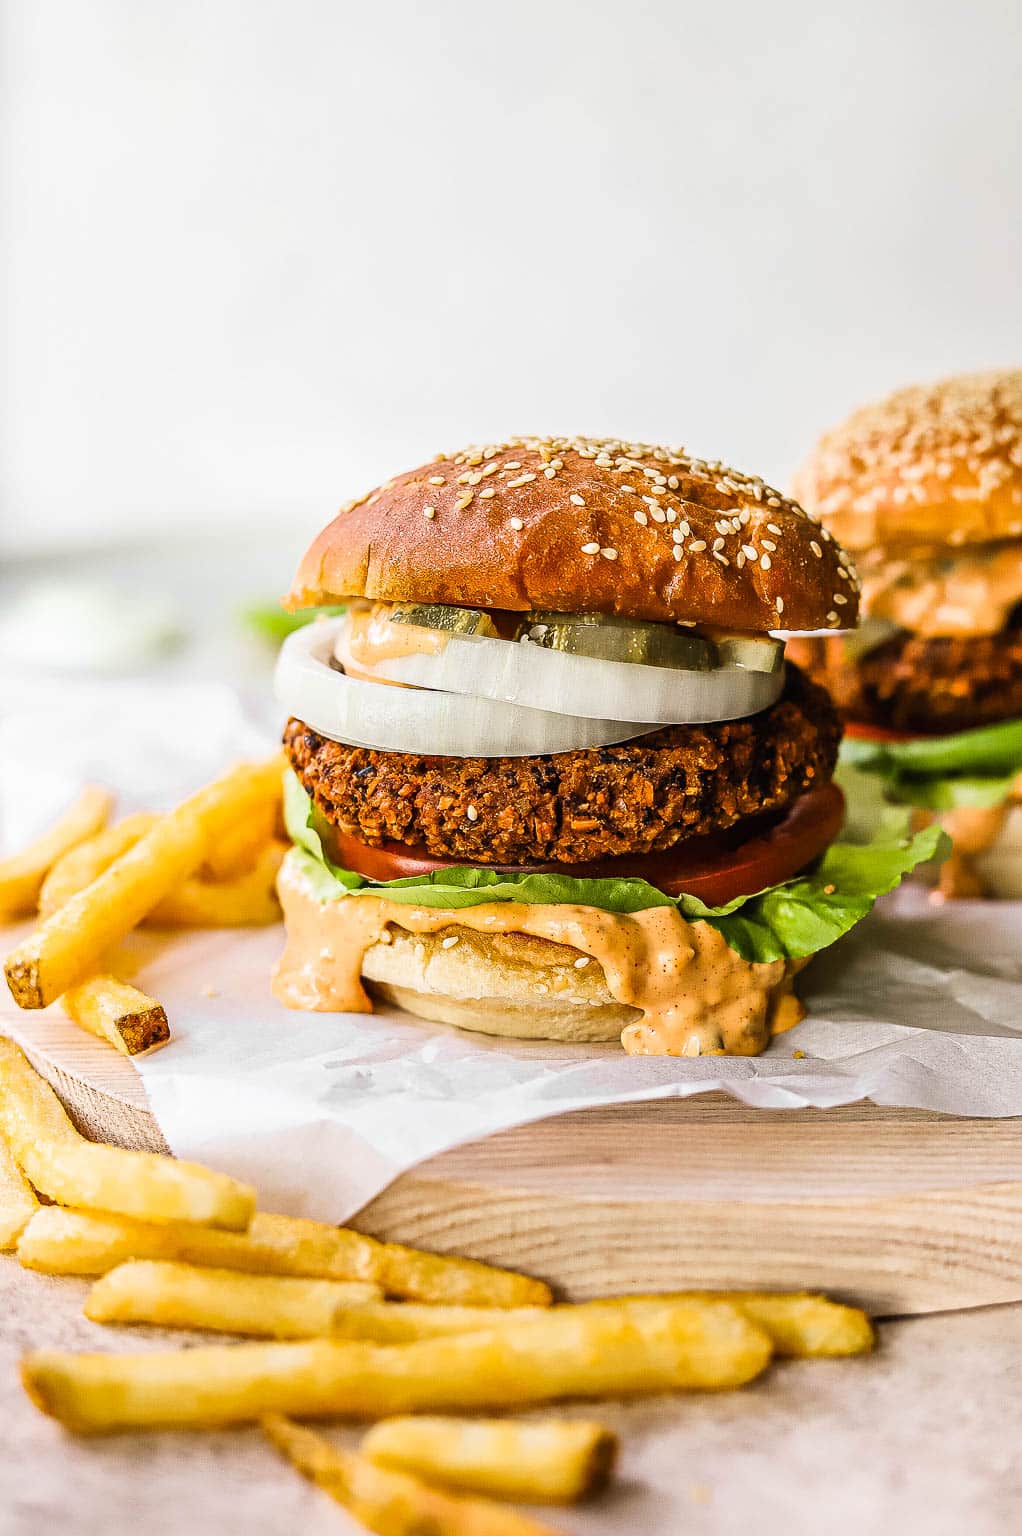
[362, 925, 635, 1042]
[273, 848, 804, 1055]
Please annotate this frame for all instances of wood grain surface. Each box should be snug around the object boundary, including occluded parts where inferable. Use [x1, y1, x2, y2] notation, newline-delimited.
[6, 1011, 1022, 1316]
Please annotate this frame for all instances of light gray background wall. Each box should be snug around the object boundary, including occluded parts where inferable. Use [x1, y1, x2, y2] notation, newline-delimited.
[2, 0, 1020, 554]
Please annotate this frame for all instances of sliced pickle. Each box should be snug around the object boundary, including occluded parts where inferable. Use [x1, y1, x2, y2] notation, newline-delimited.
[516, 611, 714, 670]
[388, 603, 499, 638]
[515, 612, 783, 674]
[695, 626, 785, 675]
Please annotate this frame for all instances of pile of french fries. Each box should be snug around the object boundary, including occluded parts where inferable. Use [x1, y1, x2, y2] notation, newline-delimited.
[0, 1040, 875, 1535]
[1, 767, 877, 1532]
[0, 758, 287, 1054]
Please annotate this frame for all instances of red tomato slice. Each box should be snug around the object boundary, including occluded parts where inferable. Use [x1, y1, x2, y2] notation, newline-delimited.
[844, 721, 922, 745]
[326, 783, 846, 907]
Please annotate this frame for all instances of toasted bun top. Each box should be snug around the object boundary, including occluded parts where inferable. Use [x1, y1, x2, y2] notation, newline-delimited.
[287, 436, 860, 633]
[792, 370, 1022, 552]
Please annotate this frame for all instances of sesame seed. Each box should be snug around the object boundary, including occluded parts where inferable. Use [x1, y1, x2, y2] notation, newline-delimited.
[679, 520, 691, 536]
[479, 488, 495, 499]
[466, 805, 478, 821]
[741, 544, 758, 561]
[776, 596, 784, 614]
[760, 553, 772, 570]
[455, 493, 474, 511]
[762, 539, 776, 552]
[574, 956, 590, 968]
[810, 541, 823, 558]
[544, 466, 557, 478]
[666, 507, 677, 523]
[508, 516, 524, 530]
[503, 461, 522, 471]
[689, 539, 707, 552]
[481, 461, 499, 478]
[766, 496, 781, 507]
[713, 537, 725, 552]
[423, 506, 436, 519]
[672, 528, 684, 543]
[767, 523, 782, 536]
[826, 611, 838, 624]
[651, 508, 667, 523]
[441, 935, 460, 948]
[713, 552, 729, 565]
[633, 510, 648, 526]
[667, 475, 680, 489]
[570, 493, 586, 506]
[600, 547, 618, 560]
[833, 591, 847, 604]
[428, 475, 445, 486]
[506, 474, 535, 488]
[673, 545, 683, 561]
[581, 542, 600, 555]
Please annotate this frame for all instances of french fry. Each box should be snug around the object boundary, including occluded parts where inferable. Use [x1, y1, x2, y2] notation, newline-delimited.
[84, 1261, 383, 1338]
[19, 1299, 772, 1431]
[203, 800, 278, 881]
[0, 787, 113, 920]
[17, 1205, 552, 1307]
[688, 1291, 875, 1358]
[331, 1292, 873, 1359]
[61, 974, 170, 1056]
[4, 756, 284, 1008]
[0, 1133, 39, 1249]
[330, 1299, 551, 1343]
[362, 1416, 618, 1505]
[147, 840, 286, 927]
[265, 1414, 564, 1536]
[0, 1041, 254, 1229]
[37, 813, 157, 918]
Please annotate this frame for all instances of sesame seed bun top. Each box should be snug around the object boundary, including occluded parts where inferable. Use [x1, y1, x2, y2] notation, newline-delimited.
[287, 436, 860, 633]
[792, 370, 1022, 552]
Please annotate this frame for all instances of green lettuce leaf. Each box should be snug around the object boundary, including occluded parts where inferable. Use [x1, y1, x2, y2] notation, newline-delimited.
[283, 772, 946, 964]
[240, 602, 347, 644]
[841, 718, 1022, 777]
[839, 716, 1022, 814]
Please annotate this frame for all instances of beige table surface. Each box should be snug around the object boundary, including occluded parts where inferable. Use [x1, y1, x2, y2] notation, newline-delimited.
[3, 1258, 1019, 1536]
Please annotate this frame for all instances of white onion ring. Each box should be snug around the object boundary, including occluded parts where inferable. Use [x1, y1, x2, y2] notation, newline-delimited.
[276, 621, 659, 757]
[334, 616, 785, 724]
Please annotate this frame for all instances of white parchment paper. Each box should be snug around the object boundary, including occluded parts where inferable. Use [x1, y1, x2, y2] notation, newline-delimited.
[2, 678, 1021, 1222]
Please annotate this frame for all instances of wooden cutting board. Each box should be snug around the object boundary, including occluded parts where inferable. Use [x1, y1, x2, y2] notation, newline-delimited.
[8, 1011, 1022, 1317]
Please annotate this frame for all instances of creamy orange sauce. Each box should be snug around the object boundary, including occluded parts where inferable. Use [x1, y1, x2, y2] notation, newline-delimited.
[914, 773, 1022, 898]
[273, 854, 802, 1056]
[343, 605, 450, 664]
[859, 542, 1022, 638]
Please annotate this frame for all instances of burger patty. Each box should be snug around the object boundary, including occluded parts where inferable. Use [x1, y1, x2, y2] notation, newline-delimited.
[283, 664, 840, 865]
[790, 620, 1022, 735]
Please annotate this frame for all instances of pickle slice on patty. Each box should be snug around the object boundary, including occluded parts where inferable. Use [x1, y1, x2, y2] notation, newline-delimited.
[516, 612, 782, 673]
[518, 612, 713, 669]
[388, 604, 499, 638]
[698, 627, 785, 674]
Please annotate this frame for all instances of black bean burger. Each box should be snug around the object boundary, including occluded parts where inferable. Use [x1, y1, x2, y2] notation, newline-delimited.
[273, 436, 939, 1054]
